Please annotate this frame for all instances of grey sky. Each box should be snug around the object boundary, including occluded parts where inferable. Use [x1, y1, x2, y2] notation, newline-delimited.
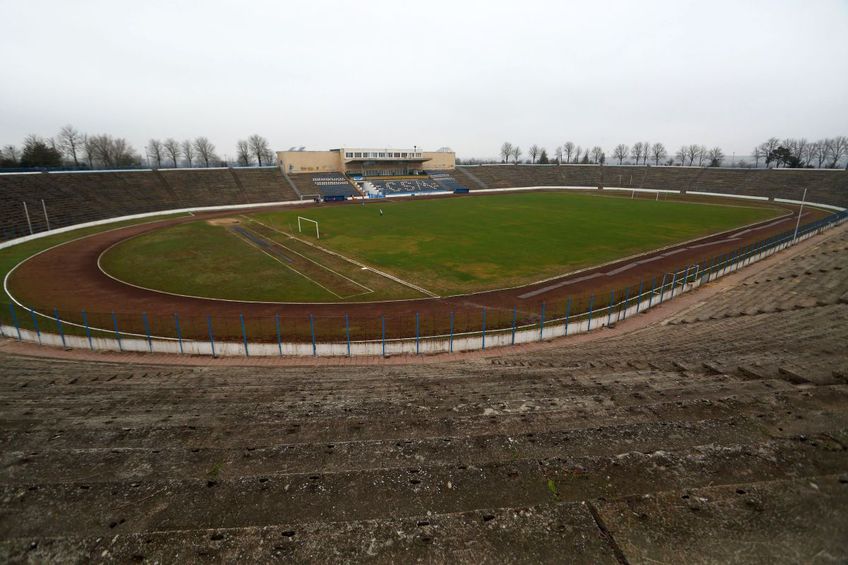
[2, 0, 847, 160]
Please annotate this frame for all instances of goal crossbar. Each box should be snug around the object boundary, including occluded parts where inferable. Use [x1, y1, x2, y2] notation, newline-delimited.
[297, 216, 320, 239]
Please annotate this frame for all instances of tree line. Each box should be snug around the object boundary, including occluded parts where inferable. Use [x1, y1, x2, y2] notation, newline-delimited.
[494, 137, 847, 169]
[0, 126, 277, 169]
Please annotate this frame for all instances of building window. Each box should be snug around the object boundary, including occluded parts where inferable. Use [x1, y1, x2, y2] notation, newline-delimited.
[354, 152, 362, 158]
[345, 152, 352, 158]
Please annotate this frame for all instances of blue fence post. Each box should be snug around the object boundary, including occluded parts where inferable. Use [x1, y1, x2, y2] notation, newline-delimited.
[275, 314, 282, 356]
[587, 294, 595, 330]
[606, 289, 615, 327]
[381, 315, 386, 356]
[345, 313, 351, 357]
[621, 286, 630, 321]
[511, 306, 517, 345]
[481, 307, 487, 350]
[29, 308, 41, 345]
[81, 310, 93, 350]
[174, 314, 183, 354]
[53, 308, 66, 348]
[635, 281, 643, 314]
[565, 297, 571, 335]
[142, 312, 152, 352]
[309, 314, 316, 357]
[669, 270, 678, 299]
[415, 312, 420, 355]
[658, 274, 668, 304]
[207, 316, 216, 357]
[649, 277, 656, 308]
[111, 312, 122, 351]
[449, 311, 454, 353]
[539, 302, 546, 341]
[240, 313, 249, 357]
[8, 303, 21, 341]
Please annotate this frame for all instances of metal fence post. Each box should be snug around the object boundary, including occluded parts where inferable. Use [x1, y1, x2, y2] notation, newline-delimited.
[539, 302, 545, 341]
[53, 308, 66, 348]
[174, 314, 183, 354]
[275, 314, 282, 356]
[621, 286, 630, 321]
[481, 307, 486, 350]
[415, 312, 420, 355]
[82, 310, 93, 350]
[207, 316, 216, 357]
[309, 314, 316, 357]
[670, 270, 678, 300]
[649, 277, 656, 308]
[142, 312, 152, 352]
[8, 303, 21, 341]
[658, 273, 668, 304]
[565, 297, 571, 335]
[587, 294, 595, 331]
[449, 311, 454, 353]
[635, 281, 643, 314]
[111, 312, 122, 352]
[345, 313, 351, 357]
[381, 315, 386, 357]
[29, 308, 41, 345]
[511, 306, 517, 344]
[606, 290, 615, 327]
[240, 313, 249, 357]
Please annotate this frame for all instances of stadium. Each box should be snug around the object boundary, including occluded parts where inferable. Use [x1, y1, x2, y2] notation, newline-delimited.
[2, 1, 848, 562]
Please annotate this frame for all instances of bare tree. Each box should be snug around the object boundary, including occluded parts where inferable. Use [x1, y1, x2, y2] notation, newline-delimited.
[827, 136, 847, 168]
[590, 146, 604, 163]
[696, 145, 708, 166]
[707, 146, 724, 166]
[613, 144, 629, 165]
[630, 142, 643, 165]
[57, 125, 84, 166]
[563, 141, 575, 163]
[510, 146, 522, 164]
[499, 142, 513, 164]
[147, 139, 164, 168]
[2, 144, 19, 162]
[236, 140, 252, 166]
[761, 138, 780, 167]
[752, 145, 765, 168]
[574, 145, 582, 163]
[528, 144, 540, 164]
[811, 140, 828, 168]
[554, 145, 563, 165]
[674, 145, 689, 167]
[87, 134, 140, 168]
[181, 139, 195, 168]
[247, 134, 271, 166]
[83, 135, 96, 168]
[193, 137, 217, 167]
[650, 143, 667, 165]
[163, 138, 180, 167]
[640, 141, 650, 164]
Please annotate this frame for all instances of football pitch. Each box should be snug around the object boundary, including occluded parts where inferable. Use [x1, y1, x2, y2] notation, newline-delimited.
[98, 192, 782, 303]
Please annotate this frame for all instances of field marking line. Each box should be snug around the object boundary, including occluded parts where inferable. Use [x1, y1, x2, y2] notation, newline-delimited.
[243, 216, 439, 298]
[238, 222, 373, 294]
[227, 229, 346, 300]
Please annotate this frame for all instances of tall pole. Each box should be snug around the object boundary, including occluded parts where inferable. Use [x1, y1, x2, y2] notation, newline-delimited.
[23, 202, 33, 235]
[793, 187, 807, 242]
[41, 199, 50, 231]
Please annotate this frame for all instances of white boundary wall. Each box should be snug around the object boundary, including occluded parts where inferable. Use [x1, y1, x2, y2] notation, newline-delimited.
[1, 186, 845, 356]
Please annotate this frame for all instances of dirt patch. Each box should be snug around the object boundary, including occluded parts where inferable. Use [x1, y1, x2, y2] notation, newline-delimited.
[207, 218, 240, 226]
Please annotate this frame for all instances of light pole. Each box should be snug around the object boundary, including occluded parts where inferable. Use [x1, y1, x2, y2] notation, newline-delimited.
[793, 187, 807, 242]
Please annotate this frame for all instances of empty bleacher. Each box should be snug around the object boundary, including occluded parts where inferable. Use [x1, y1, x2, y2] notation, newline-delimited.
[425, 170, 468, 192]
[368, 178, 443, 195]
[0, 168, 299, 241]
[458, 165, 848, 206]
[312, 174, 358, 199]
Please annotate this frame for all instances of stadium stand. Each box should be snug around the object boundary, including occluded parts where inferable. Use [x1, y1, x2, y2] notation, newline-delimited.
[368, 178, 443, 195]
[311, 173, 358, 199]
[425, 170, 469, 192]
[1, 223, 846, 561]
[0, 168, 299, 241]
[459, 165, 848, 205]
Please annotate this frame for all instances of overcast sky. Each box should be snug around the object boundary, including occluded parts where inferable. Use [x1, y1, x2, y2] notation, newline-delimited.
[1, 0, 847, 160]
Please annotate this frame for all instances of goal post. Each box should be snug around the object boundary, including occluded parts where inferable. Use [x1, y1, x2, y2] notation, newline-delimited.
[297, 216, 320, 239]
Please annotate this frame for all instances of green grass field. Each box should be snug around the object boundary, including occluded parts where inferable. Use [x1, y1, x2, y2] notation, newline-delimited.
[99, 192, 782, 302]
